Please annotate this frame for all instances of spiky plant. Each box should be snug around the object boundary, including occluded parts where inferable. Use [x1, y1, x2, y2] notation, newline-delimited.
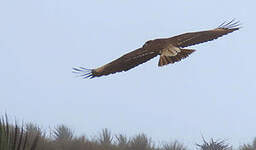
[115, 134, 129, 150]
[162, 141, 186, 150]
[129, 133, 155, 150]
[196, 138, 231, 150]
[239, 138, 256, 150]
[98, 128, 113, 145]
[53, 125, 73, 141]
[97, 128, 115, 150]
[0, 114, 39, 150]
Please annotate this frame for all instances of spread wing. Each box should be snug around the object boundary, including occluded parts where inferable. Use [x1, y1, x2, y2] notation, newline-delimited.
[73, 48, 159, 78]
[73, 20, 240, 79]
[169, 20, 240, 48]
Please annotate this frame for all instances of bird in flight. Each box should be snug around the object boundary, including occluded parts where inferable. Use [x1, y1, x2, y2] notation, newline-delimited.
[73, 20, 240, 79]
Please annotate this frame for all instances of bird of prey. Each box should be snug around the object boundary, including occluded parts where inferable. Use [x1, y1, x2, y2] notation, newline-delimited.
[73, 20, 240, 79]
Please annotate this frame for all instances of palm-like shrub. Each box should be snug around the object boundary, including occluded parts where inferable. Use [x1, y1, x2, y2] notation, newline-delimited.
[53, 124, 73, 141]
[0, 115, 39, 150]
[196, 138, 231, 150]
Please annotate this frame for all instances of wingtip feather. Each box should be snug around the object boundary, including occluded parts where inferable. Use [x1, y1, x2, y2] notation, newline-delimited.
[72, 67, 95, 79]
[218, 19, 241, 29]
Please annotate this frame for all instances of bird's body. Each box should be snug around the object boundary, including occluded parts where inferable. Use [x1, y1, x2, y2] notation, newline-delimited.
[73, 20, 240, 79]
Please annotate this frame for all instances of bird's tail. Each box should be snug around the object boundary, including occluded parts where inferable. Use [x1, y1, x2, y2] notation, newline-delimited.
[158, 49, 195, 66]
[72, 67, 96, 79]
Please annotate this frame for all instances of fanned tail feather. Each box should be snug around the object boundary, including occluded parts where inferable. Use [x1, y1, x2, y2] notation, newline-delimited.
[72, 67, 95, 79]
[158, 49, 195, 66]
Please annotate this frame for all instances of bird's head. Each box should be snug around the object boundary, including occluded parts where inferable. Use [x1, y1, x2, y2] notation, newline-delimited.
[143, 39, 166, 49]
[143, 40, 153, 48]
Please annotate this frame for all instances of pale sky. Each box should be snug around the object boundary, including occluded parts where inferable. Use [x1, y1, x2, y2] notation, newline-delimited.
[0, 0, 255, 149]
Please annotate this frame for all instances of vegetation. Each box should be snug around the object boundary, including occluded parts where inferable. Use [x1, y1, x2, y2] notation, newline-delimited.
[0, 114, 255, 150]
[196, 138, 231, 150]
[239, 138, 256, 150]
[0, 114, 39, 150]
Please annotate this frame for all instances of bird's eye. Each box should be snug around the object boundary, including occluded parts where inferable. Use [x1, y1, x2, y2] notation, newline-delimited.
[146, 40, 152, 44]
[144, 40, 152, 47]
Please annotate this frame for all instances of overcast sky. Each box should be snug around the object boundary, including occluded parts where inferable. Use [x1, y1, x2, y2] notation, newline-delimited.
[0, 0, 255, 148]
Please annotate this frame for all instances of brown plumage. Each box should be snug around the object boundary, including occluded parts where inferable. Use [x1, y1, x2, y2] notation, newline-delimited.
[73, 20, 240, 79]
